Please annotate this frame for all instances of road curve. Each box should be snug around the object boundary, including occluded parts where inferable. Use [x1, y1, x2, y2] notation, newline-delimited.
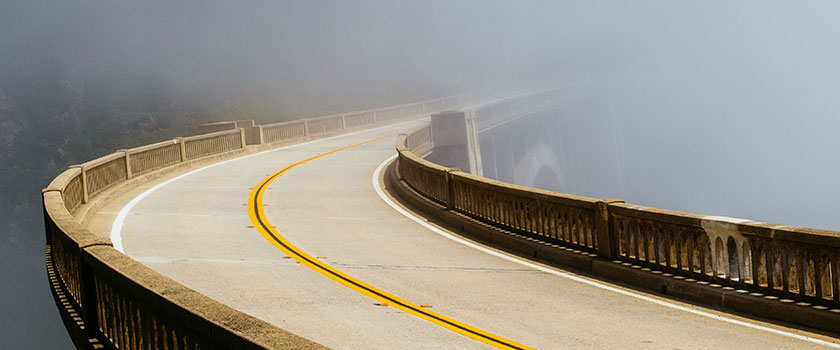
[86, 119, 838, 349]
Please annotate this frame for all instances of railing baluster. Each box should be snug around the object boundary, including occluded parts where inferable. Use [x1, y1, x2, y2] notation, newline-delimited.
[796, 247, 808, 297]
[781, 247, 791, 293]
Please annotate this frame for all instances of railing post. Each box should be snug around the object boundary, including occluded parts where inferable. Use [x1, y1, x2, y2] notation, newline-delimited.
[256, 125, 264, 145]
[595, 198, 624, 259]
[341, 115, 347, 130]
[176, 137, 187, 162]
[445, 169, 459, 210]
[397, 157, 405, 180]
[239, 128, 247, 148]
[119, 149, 132, 179]
[303, 119, 310, 137]
[536, 199, 544, 237]
[70, 165, 89, 204]
[373, 110, 379, 124]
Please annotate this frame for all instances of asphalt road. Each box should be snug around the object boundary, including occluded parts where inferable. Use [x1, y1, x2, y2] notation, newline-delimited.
[87, 119, 839, 349]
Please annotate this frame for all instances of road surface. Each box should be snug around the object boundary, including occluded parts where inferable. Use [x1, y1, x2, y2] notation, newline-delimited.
[87, 119, 838, 349]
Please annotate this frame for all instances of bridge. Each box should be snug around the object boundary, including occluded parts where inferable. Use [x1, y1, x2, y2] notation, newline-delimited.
[42, 89, 840, 349]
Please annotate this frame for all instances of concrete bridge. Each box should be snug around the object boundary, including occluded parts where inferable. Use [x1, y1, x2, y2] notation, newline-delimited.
[42, 89, 840, 349]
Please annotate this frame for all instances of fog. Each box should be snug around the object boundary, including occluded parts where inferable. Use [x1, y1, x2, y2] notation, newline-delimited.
[543, 2, 840, 232]
[1, 1, 839, 347]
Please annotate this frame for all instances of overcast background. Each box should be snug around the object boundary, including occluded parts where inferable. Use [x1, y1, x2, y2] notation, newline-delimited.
[2, 1, 839, 348]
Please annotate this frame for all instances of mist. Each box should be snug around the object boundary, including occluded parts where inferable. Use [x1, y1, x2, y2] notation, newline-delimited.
[542, 2, 840, 231]
[2, 1, 839, 347]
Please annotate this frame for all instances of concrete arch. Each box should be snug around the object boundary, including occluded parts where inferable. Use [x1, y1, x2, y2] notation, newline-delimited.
[533, 166, 562, 193]
[514, 143, 564, 192]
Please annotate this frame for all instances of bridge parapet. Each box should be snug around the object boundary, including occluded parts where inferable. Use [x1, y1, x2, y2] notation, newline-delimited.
[197, 87, 511, 146]
[395, 120, 840, 334]
[124, 139, 183, 177]
[610, 203, 840, 305]
[44, 127, 323, 349]
[396, 133, 450, 206]
[43, 88, 509, 349]
[262, 119, 307, 144]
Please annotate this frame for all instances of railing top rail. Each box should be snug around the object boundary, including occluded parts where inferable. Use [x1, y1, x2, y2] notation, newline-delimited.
[395, 134, 408, 149]
[306, 113, 345, 122]
[44, 167, 82, 192]
[43, 191, 112, 248]
[400, 147, 450, 173]
[181, 127, 243, 142]
[346, 109, 376, 116]
[607, 202, 705, 227]
[81, 151, 125, 169]
[450, 170, 600, 209]
[197, 121, 236, 127]
[748, 223, 840, 247]
[263, 119, 307, 129]
[609, 201, 840, 246]
[125, 138, 181, 155]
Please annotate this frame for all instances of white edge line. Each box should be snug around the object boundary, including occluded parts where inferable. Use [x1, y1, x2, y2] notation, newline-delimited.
[110, 117, 428, 253]
[371, 154, 840, 348]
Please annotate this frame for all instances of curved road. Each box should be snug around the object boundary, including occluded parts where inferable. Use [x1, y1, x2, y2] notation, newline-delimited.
[87, 119, 838, 349]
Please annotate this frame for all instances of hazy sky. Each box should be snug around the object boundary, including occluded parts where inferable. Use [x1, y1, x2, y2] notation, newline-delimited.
[579, 2, 840, 231]
[2, 1, 840, 348]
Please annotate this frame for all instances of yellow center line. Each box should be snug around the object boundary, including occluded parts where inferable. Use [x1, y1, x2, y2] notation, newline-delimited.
[247, 134, 534, 350]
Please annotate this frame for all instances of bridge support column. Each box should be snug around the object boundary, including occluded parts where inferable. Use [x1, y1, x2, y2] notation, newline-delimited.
[429, 111, 483, 176]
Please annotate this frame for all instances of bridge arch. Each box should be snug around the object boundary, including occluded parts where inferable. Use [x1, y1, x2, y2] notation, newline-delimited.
[514, 144, 564, 193]
[533, 166, 561, 193]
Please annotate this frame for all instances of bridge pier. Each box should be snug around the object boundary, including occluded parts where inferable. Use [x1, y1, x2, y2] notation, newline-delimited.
[428, 111, 483, 176]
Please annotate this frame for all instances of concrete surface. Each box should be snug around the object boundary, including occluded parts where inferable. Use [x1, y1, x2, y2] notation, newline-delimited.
[86, 120, 840, 349]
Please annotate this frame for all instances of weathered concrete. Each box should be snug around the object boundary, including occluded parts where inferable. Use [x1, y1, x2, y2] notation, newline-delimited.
[87, 120, 839, 349]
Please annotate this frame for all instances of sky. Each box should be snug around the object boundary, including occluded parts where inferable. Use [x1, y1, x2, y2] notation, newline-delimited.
[1, 1, 839, 348]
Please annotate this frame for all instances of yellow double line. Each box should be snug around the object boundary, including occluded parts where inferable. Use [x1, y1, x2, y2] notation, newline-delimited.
[247, 134, 533, 350]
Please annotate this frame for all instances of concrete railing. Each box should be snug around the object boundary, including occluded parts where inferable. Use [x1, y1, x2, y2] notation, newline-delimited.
[43, 89, 506, 349]
[198, 89, 514, 146]
[609, 203, 840, 305]
[393, 120, 840, 334]
[43, 127, 318, 349]
[124, 139, 182, 177]
[262, 120, 307, 144]
[396, 132, 448, 206]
